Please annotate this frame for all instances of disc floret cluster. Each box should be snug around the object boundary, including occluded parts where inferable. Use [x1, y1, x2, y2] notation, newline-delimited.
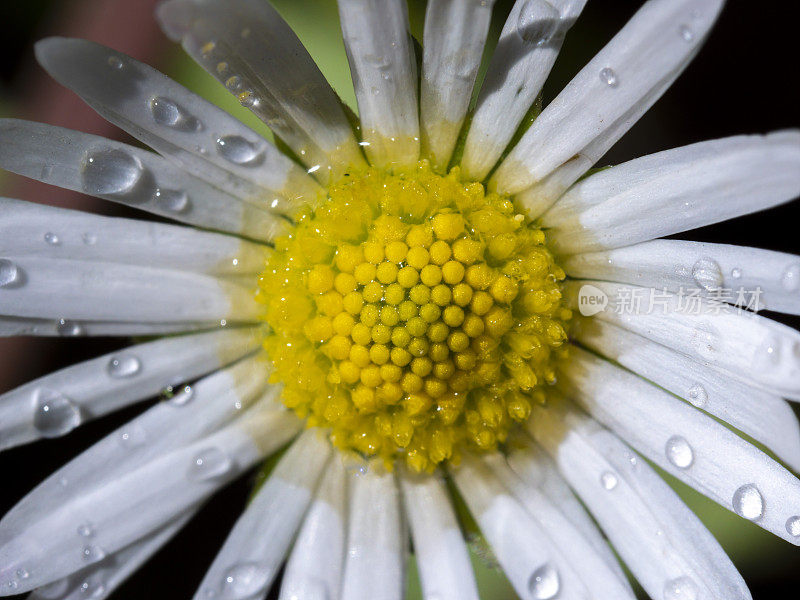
[257, 162, 570, 471]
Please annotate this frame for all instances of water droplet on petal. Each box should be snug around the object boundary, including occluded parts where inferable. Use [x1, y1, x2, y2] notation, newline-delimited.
[81, 545, 107, 564]
[731, 267, 742, 279]
[37, 579, 70, 599]
[0, 259, 21, 287]
[169, 385, 195, 406]
[781, 263, 800, 292]
[528, 563, 559, 599]
[56, 319, 83, 336]
[153, 188, 190, 213]
[149, 96, 202, 132]
[786, 516, 800, 537]
[599, 67, 618, 87]
[221, 562, 271, 599]
[33, 389, 81, 437]
[82, 232, 98, 245]
[81, 148, 146, 198]
[119, 425, 147, 449]
[44, 232, 60, 246]
[79, 574, 108, 599]
[663, 576, 699, 600]
[516, 0, 561, 46]
[77, 522, 95, 538]
[225, 75, 242, 91]
[666, 436, 694, 469]
[107, 56, 124, 70]
[215, 136, 264, 166]
[679, 25, 694, 42]
[16, 569, 29, 580]
[188, 447, 233, 481]
[732, 484, 764, 520]
[107, 354, 142, 378]
[686, 383, 708, 407]
[601, 471, 618, 490]
[691, 257, 723, 291]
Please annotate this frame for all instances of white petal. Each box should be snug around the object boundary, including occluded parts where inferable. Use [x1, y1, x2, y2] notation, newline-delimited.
[564, 280, 800, 399]
[0, 328, 261, 451]
[573, 316, 800, 470]
[461, 0, 587, 181]
[338, 0, 420, 168]
[193, 429, 330, 600]
[491, 0, 725, 199]
[526, 397, 751, 600]
[278, 456, 347, 600]
[560, 345, 800, 545]
[0, 315, 219, 337]
[504, 439, 629, 584]
[0, 356, 274, 550]
[0, 120, 287, 242]
[450, 454, 589, 600]
[0, 255, 257, 323]
[420, 0, 493, 171]
[34, 37, 321, 212]
[341, 467, 405, 600]
[483, 452, 635, 600]
[543, 131, 800, 252]
[0, 402, 299, 592]
[157, 0, 365, 180]
[0, 197, 268, 278]
[564, 239, 800, 315]
[399, 468, 479, 600]
[27, 511, 196, 600]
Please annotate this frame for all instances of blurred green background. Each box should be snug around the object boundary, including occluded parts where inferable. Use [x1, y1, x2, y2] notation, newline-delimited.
[0, 1, 798, 598]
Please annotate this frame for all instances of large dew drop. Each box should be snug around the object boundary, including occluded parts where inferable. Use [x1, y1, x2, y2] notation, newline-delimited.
[516, 0, 561, 46]
[107, 354, 142, 378]
[599, 67, 618, 87]
[153, 188, 190, 213]
[600, 471, 618, 490]
[188, 447, 233, 481]
[691, 258, 723, 292]
[527, 563, 560, 599]
[215, 135, 264, 166]
[81, 148, 146, 198]
[221, 562, 271, 599]
[732, 484, 764, 521]
[33, 389, 81, 437]
[0, 259, 20, 287]
[149, 96, 202, 132]
[786, 515, 800, 537]
[665, 435, 694, 469]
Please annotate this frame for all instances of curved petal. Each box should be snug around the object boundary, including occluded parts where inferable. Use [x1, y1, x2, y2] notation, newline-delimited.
[573, 316, 800, 470]
[0, 328, 261, 451]
[0, 197, 268, 278]
[450, 453, 589, 600]
[0, 119, 287, 242]
[484, 452, 635, 600]
[0, 315, 219, 338]
[341, 466, 405, 600]
[491, 0, 725, 200]
[461, 0, 587, 181]
[526, 397, 751, 600]
[157, 0, 365, 180]
[338, 0, 420, 168]
[560, 345, 800, 545]
[543, 131, 800, 253]
[34, 37, 321, 212]
[420, 0, 493, 171]
[0, 256, 258, 323]
[0, 402, 299, 593]
[564, 280, 800, 399]
[278, 456, 347, 600]
[193, 430, 330, 600]
[399, 468, 479, 600]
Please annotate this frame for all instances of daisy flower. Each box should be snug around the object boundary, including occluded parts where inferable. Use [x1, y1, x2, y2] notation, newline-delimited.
[1, 0, 799, 598]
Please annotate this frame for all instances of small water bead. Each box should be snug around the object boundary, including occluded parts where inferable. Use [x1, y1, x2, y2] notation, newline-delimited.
[81, 148, 146, 198]
[16, 569, 28, 580]
[599, 67, 618, 87]
[215, 135, 264, 166]
[686, 383, 708, 408]
[149, 96, 202, 132]
[732, 484, 764, 520]
[77, 522, 96, 538]
[106, 55, 124, 70]
[225, 75, 242, 91]
[691, 257, 723, 292]
[169, 385, 195, 406]
[44, 232, 60, 246]
[82, 232, 98, 246]
[0, 259, 20, 287]
[528, 563, 560, 599]
[221, 562, 271, 599]
[679, 24, 694, 42]
[781, 263, 800, 292]
[601, 471, 618, 490]
[81, 545, 107, 564]
[79, 575, 107, 599]
[730, 267, 742, 280]
[516, 0, 561, 46]
[663, 576, 699, 600]
[188, 447, 233, 481]
[56, 319, 83, 336]
[665, 435, 694, 469]
[107, 354, 142, 378]
[786, 516, 800, 537]
[154, 188, 190, 213]
[33, 389, 81, 437]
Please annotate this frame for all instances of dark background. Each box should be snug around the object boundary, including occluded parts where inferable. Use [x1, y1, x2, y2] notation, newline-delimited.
[0, 1, 798, 598]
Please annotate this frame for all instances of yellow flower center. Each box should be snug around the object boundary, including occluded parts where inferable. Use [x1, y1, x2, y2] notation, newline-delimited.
[256, 162, 570, 471]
